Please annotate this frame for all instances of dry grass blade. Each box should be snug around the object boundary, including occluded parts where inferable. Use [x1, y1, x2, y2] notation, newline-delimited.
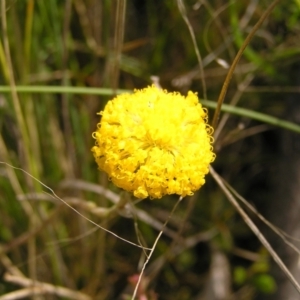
[0, 162, 151, 250]
[224, 181, 300, 257]
[131, 196, 183, 300]
[212, 0, 281, 129]
[177, 0, 207, 99]
[209, 166, 300, 295]
[111, 0, 127, 90]
[1, 273, 91, 300]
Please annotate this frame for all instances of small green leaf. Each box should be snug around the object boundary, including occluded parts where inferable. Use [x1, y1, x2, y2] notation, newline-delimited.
[250, 261, 270, 274]
[252, 274, 277, 294]
[233, 266, 247, 285]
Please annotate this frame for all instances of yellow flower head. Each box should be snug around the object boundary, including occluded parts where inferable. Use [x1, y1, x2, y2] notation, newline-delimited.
[92, 86, 215, 199]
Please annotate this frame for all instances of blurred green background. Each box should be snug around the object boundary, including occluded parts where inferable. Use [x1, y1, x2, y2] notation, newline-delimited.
[1, 0, 300, 299]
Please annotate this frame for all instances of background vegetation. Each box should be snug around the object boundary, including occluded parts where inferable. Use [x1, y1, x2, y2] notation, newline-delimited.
[1, 0, 300, 299]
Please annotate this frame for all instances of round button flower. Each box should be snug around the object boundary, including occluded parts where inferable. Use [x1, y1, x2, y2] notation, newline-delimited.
[92, 86, 215, 199]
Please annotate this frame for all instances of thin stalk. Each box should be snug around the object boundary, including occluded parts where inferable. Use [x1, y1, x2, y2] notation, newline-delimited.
[131, 197, 183, 300]
[202, 99, 300, 134]
[177, 0, 207, 100]
[23, 1, 43, 179]
[24, 0, 34, 72]
[210, 166, 300, 295]
[111, 0, 127, 91]
[61, 0, 76, 178]
[211, 0, 281, 130]
[0, 85, 129, 95]
[0, 85, 299, 133]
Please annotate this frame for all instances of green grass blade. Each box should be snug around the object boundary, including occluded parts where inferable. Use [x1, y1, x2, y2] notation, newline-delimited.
[202, 99, 300, 134]
[0, 85, 299, 134]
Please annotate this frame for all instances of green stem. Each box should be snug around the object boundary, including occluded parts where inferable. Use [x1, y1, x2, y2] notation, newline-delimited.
[202, 99, 300, 134]
[0, 85, 129, 95]
[0, 85, 298, 134]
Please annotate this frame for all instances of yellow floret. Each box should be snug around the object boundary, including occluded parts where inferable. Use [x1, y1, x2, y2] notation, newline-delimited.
[92, 86, 215, 199]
